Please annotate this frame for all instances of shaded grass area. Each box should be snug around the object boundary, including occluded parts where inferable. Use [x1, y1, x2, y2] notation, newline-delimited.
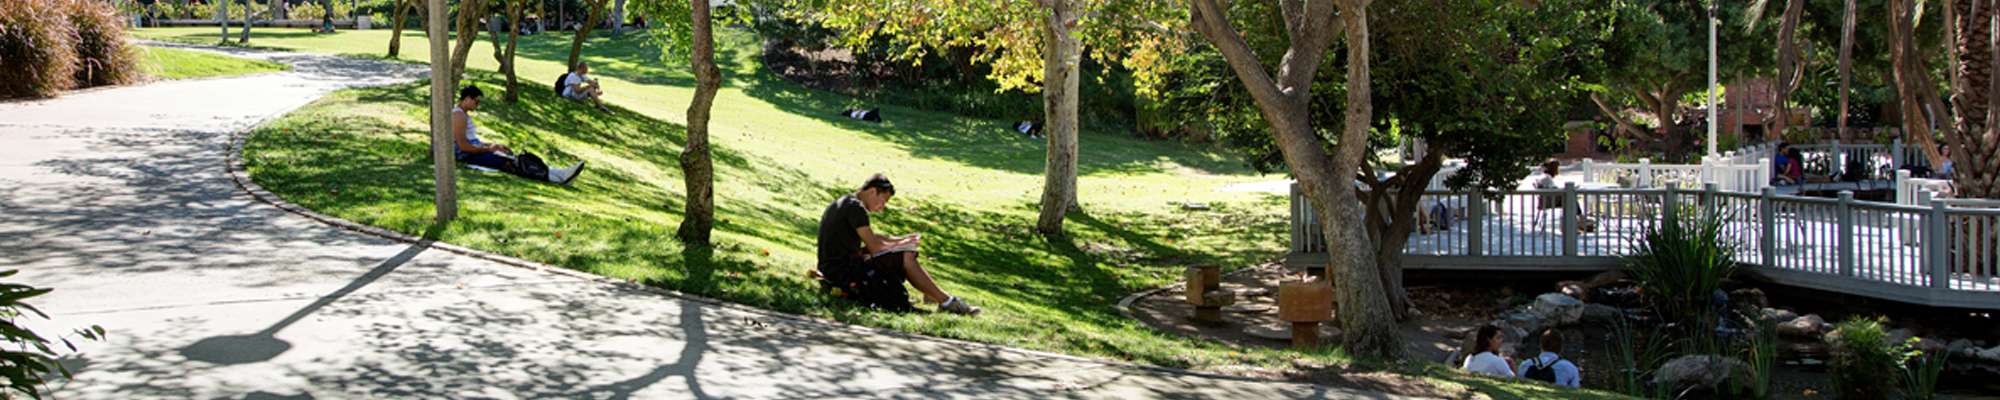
[193, 26, 1629, 399]
[134, 45, 290, 80]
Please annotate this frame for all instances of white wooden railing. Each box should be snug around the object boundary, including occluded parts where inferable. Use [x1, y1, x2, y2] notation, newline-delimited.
[1288, 183, 2000, 309]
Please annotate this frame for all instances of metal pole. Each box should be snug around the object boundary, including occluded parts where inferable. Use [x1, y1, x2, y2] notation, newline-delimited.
[1708, 2, 1720, 158]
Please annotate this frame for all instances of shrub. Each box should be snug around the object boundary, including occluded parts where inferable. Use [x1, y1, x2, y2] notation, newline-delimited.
[1900, 338, 1948, 400]
[1622, 206, 1741, 321]
[0, 0, 79, 98]
[0, 270, 105, 400]
[291, 1, 351, 20]
[64, 0, 138, 88]
[1829, 316, 1898, 400]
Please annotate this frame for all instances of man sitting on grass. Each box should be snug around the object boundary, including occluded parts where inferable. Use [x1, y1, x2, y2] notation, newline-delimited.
[453, 85, 586, 184]
[815, 173, 980, 315]
[561, 62, 612, 114]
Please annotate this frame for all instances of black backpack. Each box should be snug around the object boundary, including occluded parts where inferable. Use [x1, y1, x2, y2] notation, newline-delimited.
[553, 72, 570, 96]
[1524, 355, 1562, 383]
[503, 152, 549, 181]
[826, 259, 912, 312]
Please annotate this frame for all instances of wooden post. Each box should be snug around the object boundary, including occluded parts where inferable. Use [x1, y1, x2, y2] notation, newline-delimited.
[1467, 193, 1484, 257]
[1185, 264, 1232, 323]
[1838, 191, 1854, 277]
[1928, 196, 1949, 289]
[1639, 158, 1654, 188]
[1279, 278, 1333, 349]
[1761, 187, 1778, 268]
[427, 0, 456, 221]
[1563, 182, 1578, 257]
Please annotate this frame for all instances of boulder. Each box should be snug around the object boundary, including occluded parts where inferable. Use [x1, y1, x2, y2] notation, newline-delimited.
[1556, 280, 1589, 301]
[1948, 338, 1976, 355]
[1583, 269, 1628, 288]
[1581, 304, 1623, 324]
[1728, 288, 1768, 309]
[1506, 311, 1542, 335]
[1778, 314, 1827, 337]
[1978, 345, 2000, 363]
[1759, 308, 1798, 323]
[1655, 355, 1756, 394]
[1911, 337, 1946, 353]
[1531, 293, 1586, 326]
[1886, 328, 1915, 347]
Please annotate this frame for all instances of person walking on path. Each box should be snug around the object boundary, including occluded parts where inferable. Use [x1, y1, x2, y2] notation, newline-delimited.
[815, 173, 979, 315]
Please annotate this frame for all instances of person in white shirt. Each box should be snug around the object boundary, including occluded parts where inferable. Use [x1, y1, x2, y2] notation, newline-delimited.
[1462, 325, 1516, 377]
[1515, 329, 1582, 387]
[561, 62, 610, 113]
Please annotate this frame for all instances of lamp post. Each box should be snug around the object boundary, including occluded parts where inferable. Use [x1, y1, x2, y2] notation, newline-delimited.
[1707, 1, 1719, 159]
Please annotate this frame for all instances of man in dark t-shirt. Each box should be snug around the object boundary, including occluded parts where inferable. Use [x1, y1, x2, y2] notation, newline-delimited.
[816, 173, 980, 315]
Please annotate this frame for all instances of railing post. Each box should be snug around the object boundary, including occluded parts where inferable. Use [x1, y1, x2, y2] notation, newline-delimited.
[1831, 139, 1846, 177]
[1581, 158, 1595, 183]
[1563, 182, 1579, 257]
[1291, 183, 1305, 254]
[1640, 158, 1654, 188]
[1895, 170, 1912, 205]
[1838, 191, 1855, 277]
[1759, 157, 1771, 190]
[1467, 192, 1484, 257]
[1928, 198, 1950, 289]
[1701, 183, 1718, 207]
[1893, 139, 1905, 169]
[1663, 186, 1679, 225]
[1761, 187, 1777, 268]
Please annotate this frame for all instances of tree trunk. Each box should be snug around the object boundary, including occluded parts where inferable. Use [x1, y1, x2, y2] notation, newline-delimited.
[1189, 0, 1401, 359]
[678, 0, 721, 245]
[1769, 0, 1806, 134]
[567, 0, 610, 70]
[1034, 0, 1083, 235]
[1955, 0, 1992, 156]
[1362, 147, 1443, 322]
[239, 0, 256, 43]
[428, 0, 456, 221]
[1589, 92, 1652, 142]
[220, 0, 230, 38]
[1839, 0, 1857, 141]
[447, 0, 489, 89]
[500, 0, 523, 102]
[1892, 0, 1950, 166]
[612, 0, 625, 34]
[1969, 11, 2000, 199]
[389, 0, 417, 58]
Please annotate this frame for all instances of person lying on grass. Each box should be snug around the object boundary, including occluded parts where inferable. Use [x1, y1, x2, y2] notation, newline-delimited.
[453, 85, 586, 184]
[815, 173, 980, 315]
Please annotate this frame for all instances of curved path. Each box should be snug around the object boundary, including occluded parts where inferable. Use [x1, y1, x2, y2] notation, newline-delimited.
[0, 42, 1408, 399]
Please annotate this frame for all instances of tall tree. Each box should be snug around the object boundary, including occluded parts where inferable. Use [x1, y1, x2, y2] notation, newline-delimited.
[220, 0, 230, 38]
[1951, 0, 2000, 198]
[812, 0, 1153, 234]
[492, 0, 526, 102]
[428, 0, 457, 221]
[1757, 0, 1810, 134]
[613, 0, 626, 34]
[1889, 0, 1951, 167]
[567, 0, 613, 70]
[239, 0, 259, 43]
[389, 0, 423, 58]
[1838, 0, 1857, 141]
[1587, 1, 1775, 159]
[447, 0, 492, 89]
[1184, 0, 1400, 358]
[630, 0, 738, 244]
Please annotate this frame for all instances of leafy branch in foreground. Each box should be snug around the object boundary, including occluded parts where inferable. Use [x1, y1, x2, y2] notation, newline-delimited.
[0, 270, 104, 400]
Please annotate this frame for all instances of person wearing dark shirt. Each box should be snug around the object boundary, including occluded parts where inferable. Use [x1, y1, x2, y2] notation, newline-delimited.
[816, 173, 980, 315]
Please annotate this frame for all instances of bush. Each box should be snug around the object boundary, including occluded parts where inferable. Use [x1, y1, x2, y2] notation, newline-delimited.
[0, 0, 79, 98]
[290, 1, 354, 21]
[0, 270, 105, 400]
[1622, 206, 1741, 321]
[64, 0, 138, 88]
[1829, 316, 1898, 400]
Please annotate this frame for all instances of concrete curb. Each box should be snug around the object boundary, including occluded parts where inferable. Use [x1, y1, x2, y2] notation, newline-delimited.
[220, 95, 1295, 386]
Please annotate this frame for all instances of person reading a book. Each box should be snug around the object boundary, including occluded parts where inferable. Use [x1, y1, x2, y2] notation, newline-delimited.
[815, 173, 981, 315]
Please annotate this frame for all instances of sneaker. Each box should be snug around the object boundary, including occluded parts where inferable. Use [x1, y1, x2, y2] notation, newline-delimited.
[548, 161, 585, 185]
[938, 296, 981, 316]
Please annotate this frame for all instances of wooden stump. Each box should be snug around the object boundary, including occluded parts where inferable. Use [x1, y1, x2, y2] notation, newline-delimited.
[1279, 278, 1334, 349]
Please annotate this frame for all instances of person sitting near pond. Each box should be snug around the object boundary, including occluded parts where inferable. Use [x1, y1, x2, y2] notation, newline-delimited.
[814, 173, 981, 315]
[1773, 143, 1797, 185]
[1514, 329, 1581, 387]
[453, 85, 586, 184]
[561, 62, 612, 113]
[1936, 144, 1957, 179]
[1785, 148, 1832, 184]
[1462, 325, 1516, 377]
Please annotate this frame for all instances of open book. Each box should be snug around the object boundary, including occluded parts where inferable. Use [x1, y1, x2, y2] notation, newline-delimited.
[866, 244, 918, 260]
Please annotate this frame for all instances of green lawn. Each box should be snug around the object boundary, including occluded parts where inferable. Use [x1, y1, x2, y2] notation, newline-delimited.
[140, 26, 1628, 399]
[133, 45, 290, 80]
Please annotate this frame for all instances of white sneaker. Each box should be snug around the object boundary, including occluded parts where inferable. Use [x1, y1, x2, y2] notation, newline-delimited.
[547, 161, 585, 185]
[938, 296, 981, 316]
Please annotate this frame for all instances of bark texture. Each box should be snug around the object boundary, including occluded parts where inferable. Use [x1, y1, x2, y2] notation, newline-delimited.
[567, 0, 612, 71]
[1838, 0, 1857, 140]
[447, 0, 490, 89]
[389, 0, 412, 57]
[428, 0, 456, 221]
[1034, 0, 1083, 234]
[678, 0, 722, 244]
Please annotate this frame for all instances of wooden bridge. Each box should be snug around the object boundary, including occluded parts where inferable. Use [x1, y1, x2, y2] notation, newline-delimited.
[1287, 183, 2000, 309]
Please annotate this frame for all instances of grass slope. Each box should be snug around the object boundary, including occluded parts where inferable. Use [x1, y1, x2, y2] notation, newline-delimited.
[147, 26, 1626, 399]
[134, 45, 290, 80]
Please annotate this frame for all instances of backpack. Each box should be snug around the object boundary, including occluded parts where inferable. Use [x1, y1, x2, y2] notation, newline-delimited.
[827, 258, 913, 312]
[1523, 355, 1562, 383]
[501, 152, 549, 181]
[553, 72, 571, 96]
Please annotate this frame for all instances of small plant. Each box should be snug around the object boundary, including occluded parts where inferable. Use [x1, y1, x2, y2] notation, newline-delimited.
[1623, 206, 1740, 321]
[1900, 337, 1948, 400]
[0, 270, 104, 400]
[1609, 316, 1676, 397]
[1747, 317, 1779, 398]
[1829, 316, 1898, 400]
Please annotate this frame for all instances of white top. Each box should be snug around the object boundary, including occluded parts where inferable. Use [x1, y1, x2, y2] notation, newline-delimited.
[563, 72, 589, 97]
[451, 107, 484, 146]
[1513, 351, 1581, 387]
[1461, 351, 1515, 377]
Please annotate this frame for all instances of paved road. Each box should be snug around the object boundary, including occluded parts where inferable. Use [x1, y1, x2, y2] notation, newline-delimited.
[0, 42, 1412, 400]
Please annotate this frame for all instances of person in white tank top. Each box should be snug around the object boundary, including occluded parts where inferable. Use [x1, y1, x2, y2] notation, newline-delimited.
[452, 85, 587, 184]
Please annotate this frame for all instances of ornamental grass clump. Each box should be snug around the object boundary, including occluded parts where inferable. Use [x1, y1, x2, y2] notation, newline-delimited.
[1623, 207, 1741, 321]
[64, 0, 138, 88]
[1829, 316, 1898, 400]
[0, 0, 79, 98]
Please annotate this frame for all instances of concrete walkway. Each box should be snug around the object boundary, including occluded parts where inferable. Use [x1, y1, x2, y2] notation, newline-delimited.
[0, 43, 1412, 400]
